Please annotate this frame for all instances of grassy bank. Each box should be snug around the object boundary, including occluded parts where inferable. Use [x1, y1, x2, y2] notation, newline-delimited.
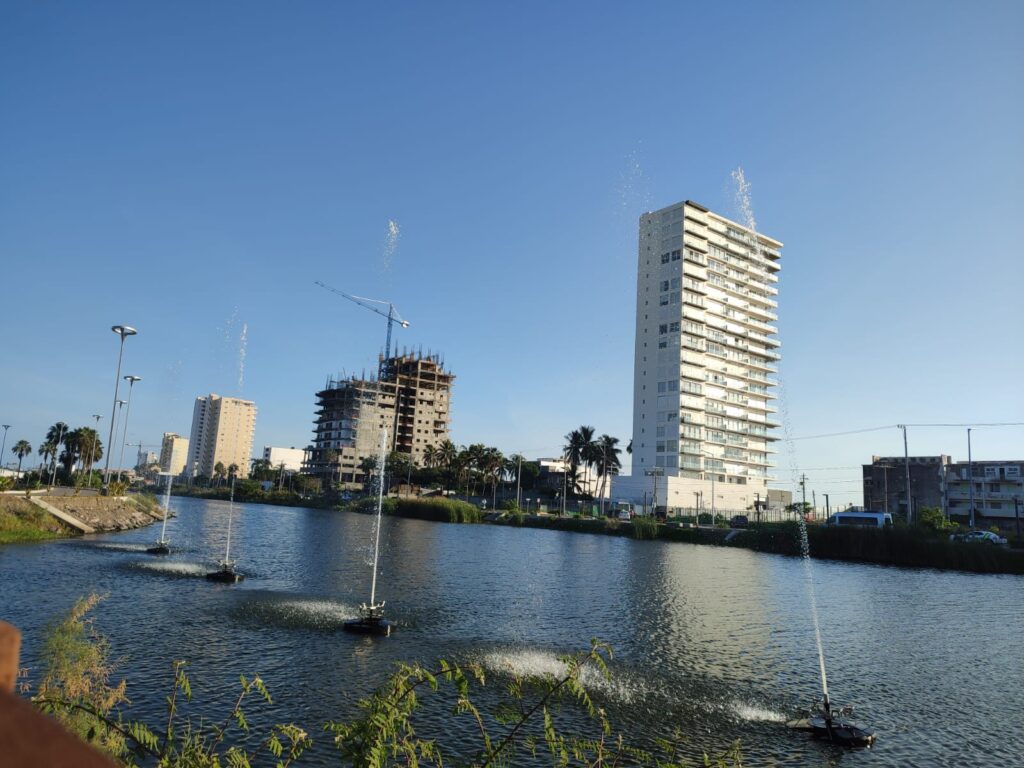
[339, 498, 1024, 575]
[0, 496, 71, 543]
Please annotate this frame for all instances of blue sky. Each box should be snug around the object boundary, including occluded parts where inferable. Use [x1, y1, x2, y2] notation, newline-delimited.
[2, 1, 1021, 505]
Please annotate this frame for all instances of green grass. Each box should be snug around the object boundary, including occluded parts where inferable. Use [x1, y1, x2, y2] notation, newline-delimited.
[0, 496, 70, 543]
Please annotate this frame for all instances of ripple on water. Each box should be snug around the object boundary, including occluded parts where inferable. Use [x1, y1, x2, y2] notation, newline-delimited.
[231, 595, 362, 630]
[478, 647, 643, 704]
[82, 542, 153, 553]
[124, 560, 209, 578]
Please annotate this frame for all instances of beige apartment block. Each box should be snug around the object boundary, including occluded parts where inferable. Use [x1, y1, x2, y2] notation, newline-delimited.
[185, 394, 257, 479]
[159, 432, 190, 476]
[306, 352, 453, 488]
[613, 200, 782, 514]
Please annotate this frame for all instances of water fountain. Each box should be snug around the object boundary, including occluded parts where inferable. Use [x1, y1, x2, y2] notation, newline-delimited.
[145, 474, 173, 554]
[206, 478, 244, 583]
[731, 168, 874, 747]
[343, 428, 392, 636]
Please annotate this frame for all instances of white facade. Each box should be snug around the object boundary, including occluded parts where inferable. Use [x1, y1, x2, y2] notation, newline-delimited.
[613, 200, 781, 513]
[160, 432, 190, 476]
[263, 446, 305, 473]
[185, 394, 257, 479]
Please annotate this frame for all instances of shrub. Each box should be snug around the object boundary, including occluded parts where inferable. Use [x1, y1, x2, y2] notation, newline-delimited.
[631, 514, 659, 540]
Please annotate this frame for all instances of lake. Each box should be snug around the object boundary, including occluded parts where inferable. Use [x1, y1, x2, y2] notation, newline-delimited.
[2, 497, 1022, 766]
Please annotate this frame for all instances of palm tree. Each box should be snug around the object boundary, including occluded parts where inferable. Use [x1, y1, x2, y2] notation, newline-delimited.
[594, 435, 622, 505]
[38, 441, 57, 476]
[213, 461, 227, 487]
[13, 440, 31, 483]
[228, 463, 239, 482]
[481, 447, 505, 508]
[74, 427, 102, 474]
[579, 426, 599, 498]
[422, 444, 437, 469]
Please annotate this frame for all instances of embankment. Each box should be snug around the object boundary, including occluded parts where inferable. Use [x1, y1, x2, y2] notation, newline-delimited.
[0, 493, 162, 544]
[341, 497, 1024, 575]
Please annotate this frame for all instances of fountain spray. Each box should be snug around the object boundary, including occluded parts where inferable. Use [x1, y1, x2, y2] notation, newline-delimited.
[732, 167, 831, 719]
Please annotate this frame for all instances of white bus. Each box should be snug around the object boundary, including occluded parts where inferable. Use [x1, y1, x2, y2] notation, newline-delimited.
[826, 511, 893, 528]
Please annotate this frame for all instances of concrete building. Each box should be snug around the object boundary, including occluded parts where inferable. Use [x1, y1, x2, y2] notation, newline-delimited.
[862, 455, 950, 518]
[135, 449, 158, 469]
[160, 432, 190, 476]
[305, 352, 453, 488]
[946, 460, 1024, 523]
[612, 200, 782, 514]
[185, 395, 257, 479]
[262, 446, 305, 473]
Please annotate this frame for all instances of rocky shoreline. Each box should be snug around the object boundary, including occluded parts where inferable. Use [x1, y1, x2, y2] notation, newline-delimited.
[41, 494, 163, 532]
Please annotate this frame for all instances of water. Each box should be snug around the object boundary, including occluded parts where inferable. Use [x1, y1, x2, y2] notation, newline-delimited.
[382, 219, 400, 273]
[2, 499, 1023, 766]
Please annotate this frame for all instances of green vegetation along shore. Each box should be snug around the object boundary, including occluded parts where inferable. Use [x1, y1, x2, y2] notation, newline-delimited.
[340, 496, 1024, 576]
[0, 496, 71, 543]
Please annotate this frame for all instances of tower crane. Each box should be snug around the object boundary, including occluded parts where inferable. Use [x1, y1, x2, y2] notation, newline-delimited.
[314, 281, 409, 379]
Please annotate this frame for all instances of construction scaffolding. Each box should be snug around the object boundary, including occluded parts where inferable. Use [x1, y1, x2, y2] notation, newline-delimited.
[305, 351, 454, 488]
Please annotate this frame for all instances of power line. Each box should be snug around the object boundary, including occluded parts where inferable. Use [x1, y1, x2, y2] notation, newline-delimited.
[789, 425, 896, 441]
[902, 422, 1024, 428]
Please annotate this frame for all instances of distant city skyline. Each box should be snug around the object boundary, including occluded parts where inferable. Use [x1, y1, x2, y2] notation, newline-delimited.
[2, 2, 1022, 506]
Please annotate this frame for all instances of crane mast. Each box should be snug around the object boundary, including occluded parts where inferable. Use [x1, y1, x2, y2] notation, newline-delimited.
[313, 280, 409, 380]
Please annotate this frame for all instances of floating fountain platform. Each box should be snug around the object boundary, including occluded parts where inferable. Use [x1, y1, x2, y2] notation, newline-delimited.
[787, 700, 875, 748]
[206, 560, 244, 583]
[343, 601, 392, 637]
[146, 540, 170, 555]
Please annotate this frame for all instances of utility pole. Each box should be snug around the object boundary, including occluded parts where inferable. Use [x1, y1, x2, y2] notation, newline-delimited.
[515, 454, 522, 510]
[812, 490, 817, 519]
[1015, 496, 1020, 543]
[799, 473, 807, 517]
[899, 424, 913, 525]
[968, 428, 975, 529]
[824, 493, 830, 520]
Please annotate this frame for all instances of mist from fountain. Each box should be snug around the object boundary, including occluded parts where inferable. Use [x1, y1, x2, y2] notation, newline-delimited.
[731, 167, 829, 707]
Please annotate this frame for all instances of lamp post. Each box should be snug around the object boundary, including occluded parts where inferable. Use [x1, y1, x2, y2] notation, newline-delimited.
[110, 400, 126, 480]
[0, 425, 9, 480]
[117, 376, 142, 483]
[103, 326, 137, 488]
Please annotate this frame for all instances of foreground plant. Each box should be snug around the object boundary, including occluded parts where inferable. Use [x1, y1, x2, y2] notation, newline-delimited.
[33, 595, 741, 767]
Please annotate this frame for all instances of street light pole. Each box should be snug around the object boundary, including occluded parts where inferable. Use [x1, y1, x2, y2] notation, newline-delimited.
[103, 326, 137, 489]
[0, 425, 9, 480]
[117, 376, 142, 483]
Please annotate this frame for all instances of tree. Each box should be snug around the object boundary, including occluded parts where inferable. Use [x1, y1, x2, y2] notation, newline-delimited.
[250, 458, 272, 480]
[38, 441, 57, 476]
[13, 440, 31, 482]
[594, 435, 622, 502]
[227, 463, 239, 482]
[72, 427, 102, 474]
[421, 444, 437, 469]
[213, 462, 227, 487]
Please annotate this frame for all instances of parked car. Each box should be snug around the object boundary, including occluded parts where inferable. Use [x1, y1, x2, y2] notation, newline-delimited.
[616, 510, 631, 521]
[826, 511, 893, 528]
[949, 530, 1008, 546]
[729, 515, 749, 529]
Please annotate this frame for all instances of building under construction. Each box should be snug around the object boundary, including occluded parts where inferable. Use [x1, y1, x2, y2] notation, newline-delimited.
[305, 351, 454, 488]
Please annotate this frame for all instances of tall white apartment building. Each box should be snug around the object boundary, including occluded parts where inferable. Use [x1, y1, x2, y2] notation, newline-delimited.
[612, 200, 781, 514]
[160, 432, 190, 476]
[185, 394, 257, 479]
